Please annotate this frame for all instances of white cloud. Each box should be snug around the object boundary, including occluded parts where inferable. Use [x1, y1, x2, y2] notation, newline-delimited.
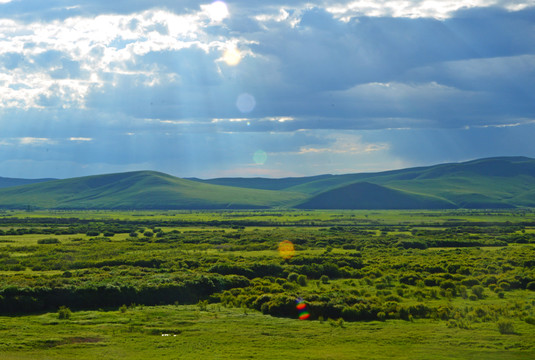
[0, 7, 240, 110]
[325, 0, 535, 20]
[18, 137, 56, 145]
[201, 1, 230, 23]
[69, 137, 93, 141]
[298, 134, 389, 154]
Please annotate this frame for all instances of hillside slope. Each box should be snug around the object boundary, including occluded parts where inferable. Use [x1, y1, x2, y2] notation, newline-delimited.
[0, 156, 532, 209]
[0, 177, 55, 189]
[0, 171, 306, 209]
[287, 157, 535, 208]
[295, 182, 457, 209]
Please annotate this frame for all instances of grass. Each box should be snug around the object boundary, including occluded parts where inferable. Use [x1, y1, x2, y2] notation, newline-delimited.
[0, 171, 307, 210]
[1, 306, 533, 360]
[0, 156, 534, 210]
[1, 209, 534, 359]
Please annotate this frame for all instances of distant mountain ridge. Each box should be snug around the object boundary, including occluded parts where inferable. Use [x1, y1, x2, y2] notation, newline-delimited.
[0, 156, 533, 209]
[0, 176, 56, 189]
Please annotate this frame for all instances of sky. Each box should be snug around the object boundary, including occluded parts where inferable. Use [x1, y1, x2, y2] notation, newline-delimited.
[0, 0, 534, 179]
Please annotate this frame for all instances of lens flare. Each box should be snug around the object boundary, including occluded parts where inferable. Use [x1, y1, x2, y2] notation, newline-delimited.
[278, 240, 295, 259]
[223, 46, 241, 66]
[253, 149, 267, 165]
[296, 298, 310, 320]
[236, 93, 256, 113]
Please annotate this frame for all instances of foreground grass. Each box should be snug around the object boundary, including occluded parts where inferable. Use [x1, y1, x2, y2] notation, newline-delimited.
[1, 305, 534, 360]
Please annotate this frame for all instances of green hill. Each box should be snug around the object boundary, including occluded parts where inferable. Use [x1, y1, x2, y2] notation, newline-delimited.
[295, 182, 457, 209]
[0, 176, 55, 189]
[0, 157, 533, 209]
[285, 157, 535, 208]
[187, 174, 331, 191]
[0, 171, 306, 210]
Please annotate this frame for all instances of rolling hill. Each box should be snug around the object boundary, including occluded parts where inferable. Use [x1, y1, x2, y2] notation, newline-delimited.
[0, 156, 533, 209]
[192, 156, 535, 209]
[294, 182, 457, 209]
[0, 176, 55, 189]
[0, 171, 306, 210]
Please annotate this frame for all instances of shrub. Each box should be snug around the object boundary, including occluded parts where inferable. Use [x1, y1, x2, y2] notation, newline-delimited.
[497, 319, 515, 334]
[439, 280, 456, 291]
[287, 273, 299, 282]
[297, 275, 308, 287]
[58, 306, 72, 320]
[399, 274, 421, 286]
[460, 278, 480, 288]
[37, 238, 59, 244]
[320, 275, 330, 284]
[471, 285, 485, 299]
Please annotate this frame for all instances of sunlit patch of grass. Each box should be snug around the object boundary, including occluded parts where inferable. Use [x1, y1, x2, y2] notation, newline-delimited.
[1, 306, 534, 359]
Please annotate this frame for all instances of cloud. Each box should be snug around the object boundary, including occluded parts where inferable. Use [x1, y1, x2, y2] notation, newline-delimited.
[324, 0, 535, 20]
[298, 134, 389, 154]
[0, 2, 534, 178]
[18, 137, 57, 146]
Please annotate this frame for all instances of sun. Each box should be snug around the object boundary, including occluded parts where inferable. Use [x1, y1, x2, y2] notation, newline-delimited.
[223, 46, 241, 66]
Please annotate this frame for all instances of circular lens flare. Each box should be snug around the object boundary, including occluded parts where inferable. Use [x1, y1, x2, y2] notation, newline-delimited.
[253, 150, 267, 165]
[236, 93, 256, 113]
[278, 240, 295, 259]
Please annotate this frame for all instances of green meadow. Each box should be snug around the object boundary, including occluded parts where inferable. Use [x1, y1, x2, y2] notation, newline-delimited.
[0, 209, 534, 359]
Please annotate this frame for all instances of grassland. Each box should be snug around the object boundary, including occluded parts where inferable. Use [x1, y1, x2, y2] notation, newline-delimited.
[0, 156, 533, 210]
[0, 209, 534, 359]
[1, 305, 534, 360]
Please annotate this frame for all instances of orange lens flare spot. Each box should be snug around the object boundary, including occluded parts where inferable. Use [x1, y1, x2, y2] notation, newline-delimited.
[299, 312, 310, 320]
[278, 240, 295, 259]
[296, 303, 307, 310]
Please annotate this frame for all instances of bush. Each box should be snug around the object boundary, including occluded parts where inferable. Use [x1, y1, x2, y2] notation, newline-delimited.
[58, 306, 72, 320]
[497, 319, 515, 334]
[297, 275, 308, 287]
[460, 278, 480, 288]
[287, 273, 299, 282]
[37, 238, 59, 244]
[471, 285, 485, 299]
[320, 275, 330, 284]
